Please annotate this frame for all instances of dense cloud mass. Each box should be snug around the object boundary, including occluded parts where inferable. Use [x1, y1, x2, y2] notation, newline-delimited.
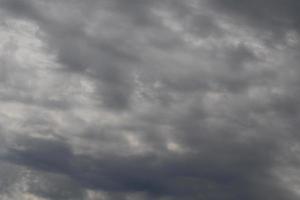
[1, 0, 300, 199]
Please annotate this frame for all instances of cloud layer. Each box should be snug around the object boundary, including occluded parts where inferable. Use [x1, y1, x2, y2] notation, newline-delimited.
[1, 0, 300, 199]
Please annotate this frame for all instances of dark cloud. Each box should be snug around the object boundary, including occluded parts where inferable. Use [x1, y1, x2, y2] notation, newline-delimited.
[4, 133, 298, 200]
[206, 0, 300, 44]
[0, 0, 300, 199]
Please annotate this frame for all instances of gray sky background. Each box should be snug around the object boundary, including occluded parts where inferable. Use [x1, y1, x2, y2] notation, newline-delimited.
[1, 0, 300, 199]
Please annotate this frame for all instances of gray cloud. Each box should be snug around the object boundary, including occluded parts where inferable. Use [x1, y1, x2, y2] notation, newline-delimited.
[206, 0, 300, 45]
[0, 0, 300, 199]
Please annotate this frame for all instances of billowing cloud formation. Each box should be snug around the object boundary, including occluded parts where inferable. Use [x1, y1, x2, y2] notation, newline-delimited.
[1, 0, 300, 199]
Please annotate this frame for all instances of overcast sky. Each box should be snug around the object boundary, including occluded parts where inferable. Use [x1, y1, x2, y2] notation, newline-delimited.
[1, 0, 300, 199]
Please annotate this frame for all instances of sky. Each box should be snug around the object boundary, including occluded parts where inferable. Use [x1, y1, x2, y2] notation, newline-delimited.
[1, 0, 300, 199]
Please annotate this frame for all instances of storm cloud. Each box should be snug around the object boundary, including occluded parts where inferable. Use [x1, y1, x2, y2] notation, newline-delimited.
[1, 0, 300, 199]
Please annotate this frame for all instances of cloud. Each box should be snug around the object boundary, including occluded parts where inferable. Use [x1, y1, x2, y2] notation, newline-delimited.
[206, 0, 300, 44]
[0, 0, 300, 199]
